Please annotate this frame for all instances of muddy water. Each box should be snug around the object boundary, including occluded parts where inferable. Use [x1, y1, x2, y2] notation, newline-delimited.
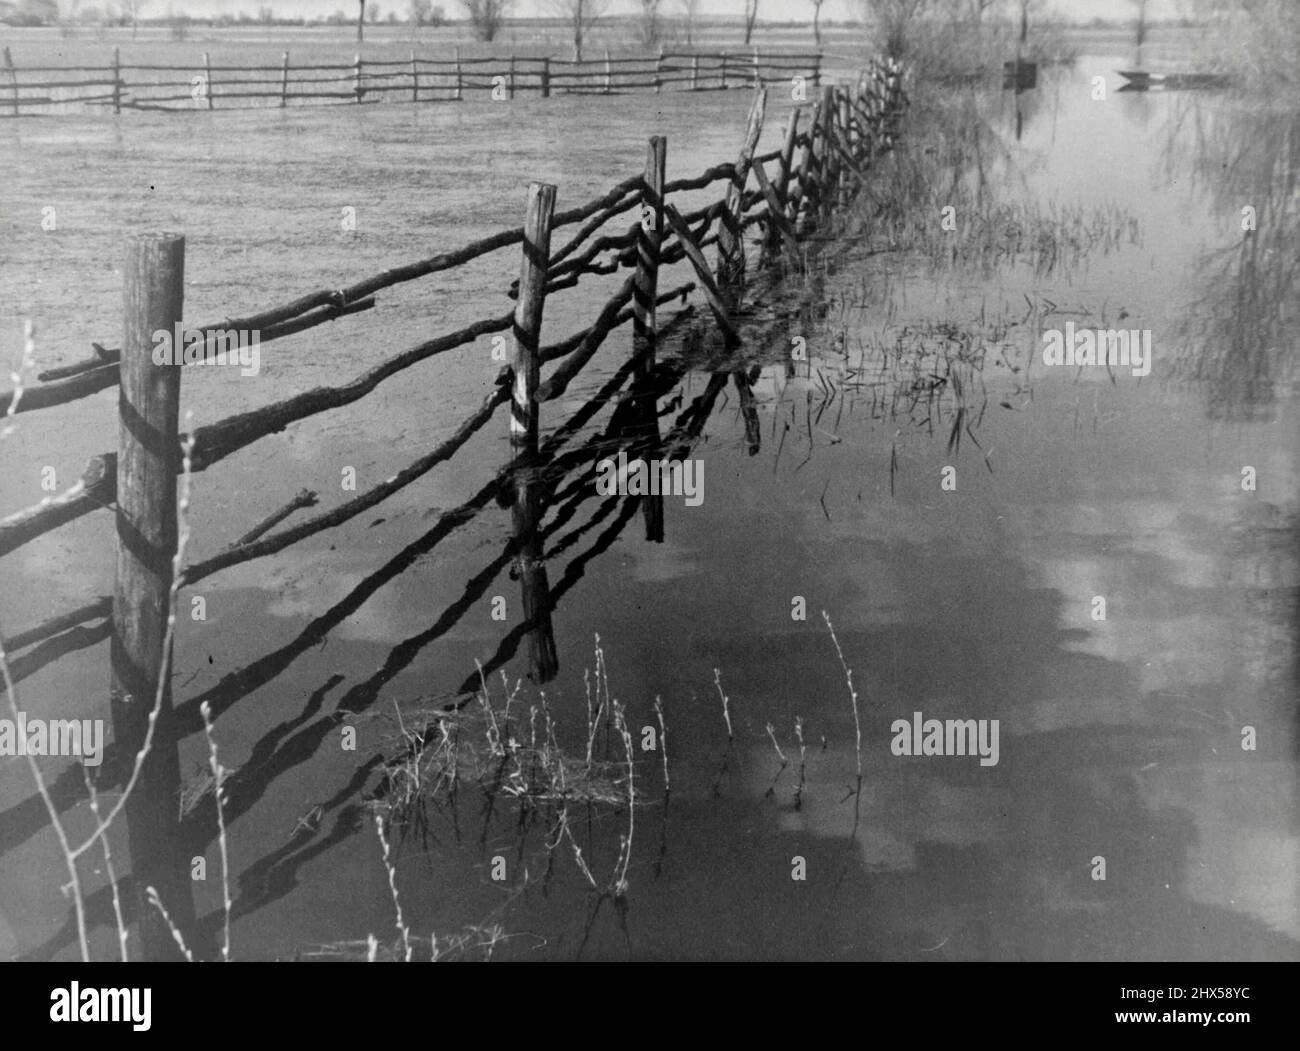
[1, 48, 1296, 960]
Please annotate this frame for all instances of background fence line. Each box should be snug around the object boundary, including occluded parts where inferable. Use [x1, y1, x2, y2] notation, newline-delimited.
[0, 45, 825, 114]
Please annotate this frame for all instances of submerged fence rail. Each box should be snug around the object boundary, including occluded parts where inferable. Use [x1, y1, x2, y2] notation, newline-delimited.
[0, 43, 825, 114]
[0, 58, 906, 960]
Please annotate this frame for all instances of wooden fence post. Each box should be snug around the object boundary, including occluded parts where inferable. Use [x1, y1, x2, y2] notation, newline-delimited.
[635, 137, 666, 542]
[776, 107, 800, 204]
[113, 232, 194, 961]
[203, 51, 214, 109]
[716, 85, 766, 303]
[793, 98, 820, 230]
[541, 55, 550, 97]
[281, 51, 290, 107]
[604, 49, 612, 94]
[655, 45, 664, 93]
[752, 45, 760, 84]
[720, 50, 727, 91]
[454, 46, 462, 100]
[691, 53, 699, 91]
[508, 55, 515, 98]
[817, 84, 836, 216]
[812, 53, 822, 88]
[410, 49, 418, 102]
[112, 46, 121, 114]
[510, 183, 559, 683]
[353, 53, 363, 103]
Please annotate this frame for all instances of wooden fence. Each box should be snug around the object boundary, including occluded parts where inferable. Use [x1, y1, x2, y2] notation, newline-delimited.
[0, 43, 824, 114]
[0, 58, 905, 959]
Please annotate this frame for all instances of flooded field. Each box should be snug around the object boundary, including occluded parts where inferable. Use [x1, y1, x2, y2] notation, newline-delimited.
[0, 24, 1296, 962]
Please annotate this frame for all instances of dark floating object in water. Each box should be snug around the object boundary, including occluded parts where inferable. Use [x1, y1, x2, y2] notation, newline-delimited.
[1116, 70, 1233, 92]
[1003, 60, 1037, 91]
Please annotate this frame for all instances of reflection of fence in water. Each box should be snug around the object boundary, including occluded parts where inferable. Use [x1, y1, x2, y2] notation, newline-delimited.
[0, 59, 906, 960]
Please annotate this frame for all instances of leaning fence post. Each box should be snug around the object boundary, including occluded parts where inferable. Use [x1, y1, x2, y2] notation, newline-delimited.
[635, 137, 667, 542]
[280, 51, 290, 107]
[202, 51, 214, 109]
[510, 183, 559, 683]
[716, 85, 766, 304]
[353, 53, 363, 103]
[752, 45, 760, 84]
[113, 232, 195, 961]
[111, 46, 122, 113]
[655, 45, 665, 93]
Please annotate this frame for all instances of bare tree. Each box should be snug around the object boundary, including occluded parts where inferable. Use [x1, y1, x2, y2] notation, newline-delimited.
[357, 0, 365, 41]
[548, 0, 608, 61]
[1132, 0, 1149, 49]
[462, 0, 509, 41]
[639, 0, 662, 46]
[679, 0, 699, 46]
[743, 0, 759, 45]
[860, 0, 932, 58]
[119, 0, 148, 37]
[809, 0, 825, 45]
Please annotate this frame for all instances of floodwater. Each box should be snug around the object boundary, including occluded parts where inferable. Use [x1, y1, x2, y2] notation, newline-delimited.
[0, 40, 1296, 961]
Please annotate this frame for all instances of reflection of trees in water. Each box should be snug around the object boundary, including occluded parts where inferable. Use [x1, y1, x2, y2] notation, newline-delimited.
[1164, 96, 1298, 422]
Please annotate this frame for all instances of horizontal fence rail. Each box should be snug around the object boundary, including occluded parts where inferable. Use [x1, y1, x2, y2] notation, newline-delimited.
[0, 44, 826, 115]
[0, 58, 906, 961]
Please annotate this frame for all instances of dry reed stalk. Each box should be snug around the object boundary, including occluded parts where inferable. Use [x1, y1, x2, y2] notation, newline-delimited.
[373, 813, 412, 962]
[653, 696, 668, 792]
[713, 668, 733, 739]
[199, 700, 232, 961]
[145, 887, 194, 962]
[821, 611, 862, 784]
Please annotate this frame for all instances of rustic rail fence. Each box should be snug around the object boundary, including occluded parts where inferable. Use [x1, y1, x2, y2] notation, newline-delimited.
[0, 44, 824, 114]
[0, 58, 905, 960]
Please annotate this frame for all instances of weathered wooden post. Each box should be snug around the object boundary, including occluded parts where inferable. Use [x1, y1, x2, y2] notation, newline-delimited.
[604, 49, 612, 94]
[752, 45, 760, 85]
[510, 184, 559, 683]
[655, 45, 665, 93]
[817, 83, 836, 218]
[112, 46, 122, 114]
[508, 55, 516, 98]
[716, 86, 766, 309]
[454, 46, 463, 100]
[202, 51, 214, 109]
[353, 53, 363, 103]
[776, 107, 800, 204]
[112, 232, 195, 961]
[691, 53, 699, 91]
[793, 98, 820, 230]
[812, 53, 822, 88]
[409, 49, 418, 102]
[541, 55, 550, 97]
[281, 51, 291, 107]
[634, 137, 667, 542]
[720, 50, 728, 91]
